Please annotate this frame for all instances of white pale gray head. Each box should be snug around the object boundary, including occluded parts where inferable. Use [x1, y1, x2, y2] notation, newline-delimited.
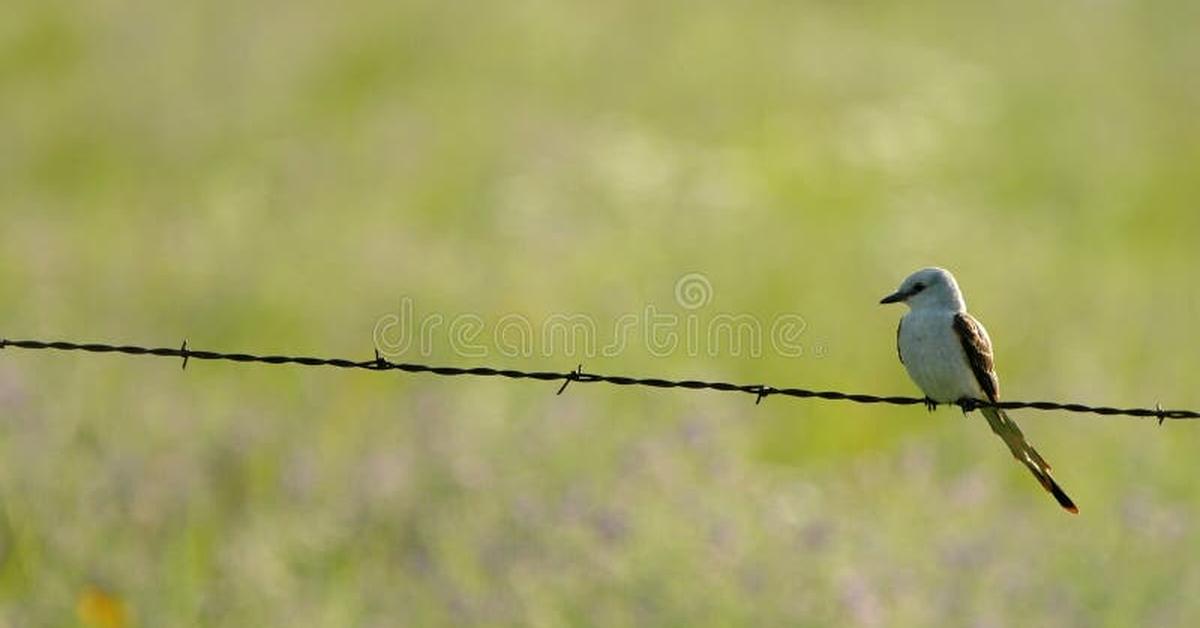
[879, 266, 965, 312]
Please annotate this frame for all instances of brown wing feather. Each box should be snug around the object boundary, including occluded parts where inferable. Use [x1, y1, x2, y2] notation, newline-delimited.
[953, 313, 999, 402]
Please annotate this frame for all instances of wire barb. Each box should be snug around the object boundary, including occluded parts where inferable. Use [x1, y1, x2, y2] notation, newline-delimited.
[557, 364, 584, 395]
[179, 340, 190, 370]
[372, 349, 391, 370]
[0, 337, 1197, 421]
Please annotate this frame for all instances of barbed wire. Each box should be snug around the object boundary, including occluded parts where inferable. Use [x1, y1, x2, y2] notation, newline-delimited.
[1, 337, 1196, 422]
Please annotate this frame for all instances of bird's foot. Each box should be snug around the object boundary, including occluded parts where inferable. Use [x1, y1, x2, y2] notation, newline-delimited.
[955, 397, 981, 415]
[923, 397, 938, 412]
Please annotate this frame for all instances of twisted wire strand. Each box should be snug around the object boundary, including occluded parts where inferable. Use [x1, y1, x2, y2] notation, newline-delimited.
[1, 337, 1195, 421]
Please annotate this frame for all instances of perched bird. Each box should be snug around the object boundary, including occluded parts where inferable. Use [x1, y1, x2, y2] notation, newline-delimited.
[880, 267, 1077, 513]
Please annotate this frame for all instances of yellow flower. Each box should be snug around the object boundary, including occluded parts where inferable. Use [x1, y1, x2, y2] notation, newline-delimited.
[76, 585, 130, 628]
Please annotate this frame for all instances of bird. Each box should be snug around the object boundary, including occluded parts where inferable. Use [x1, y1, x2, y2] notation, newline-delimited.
[880, 267, 1077, 514]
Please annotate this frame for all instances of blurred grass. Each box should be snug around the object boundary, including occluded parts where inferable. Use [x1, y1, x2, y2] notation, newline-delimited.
[2, 0, 1200, 625]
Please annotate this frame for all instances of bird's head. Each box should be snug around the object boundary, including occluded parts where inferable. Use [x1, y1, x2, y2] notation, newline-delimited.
[879, 267, 965, 311]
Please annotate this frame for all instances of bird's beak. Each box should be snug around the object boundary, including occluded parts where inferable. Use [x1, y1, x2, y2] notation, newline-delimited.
[879, 290, 906, 305]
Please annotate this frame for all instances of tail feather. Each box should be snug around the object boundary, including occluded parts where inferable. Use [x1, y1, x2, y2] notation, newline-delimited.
[981, 407, 1078, 514]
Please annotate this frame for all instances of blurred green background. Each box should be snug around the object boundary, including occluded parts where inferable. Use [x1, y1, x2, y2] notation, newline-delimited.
[2, 0, 1199, 625]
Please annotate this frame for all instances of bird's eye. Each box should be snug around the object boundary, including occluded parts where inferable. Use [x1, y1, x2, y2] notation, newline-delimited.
[912, 282, 926, 292]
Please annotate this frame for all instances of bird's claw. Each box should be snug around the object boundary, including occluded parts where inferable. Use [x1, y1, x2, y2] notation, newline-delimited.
[923, 397, 938, 412]
[956, 397, 980, 415]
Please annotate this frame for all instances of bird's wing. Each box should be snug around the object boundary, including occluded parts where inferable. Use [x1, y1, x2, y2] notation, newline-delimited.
[952, 312, 1077, 514]
[952, 312, 999, 402]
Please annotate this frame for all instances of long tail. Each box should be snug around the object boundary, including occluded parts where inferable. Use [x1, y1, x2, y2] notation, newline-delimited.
[981, 407, 1078, 514]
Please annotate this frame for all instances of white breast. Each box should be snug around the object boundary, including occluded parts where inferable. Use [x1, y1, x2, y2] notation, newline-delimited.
[897, 311, 985, 403]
